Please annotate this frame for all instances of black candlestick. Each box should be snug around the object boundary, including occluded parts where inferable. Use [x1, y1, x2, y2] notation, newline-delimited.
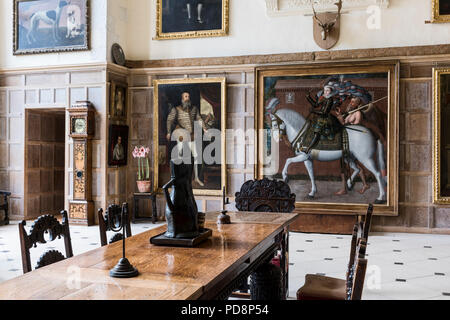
[110, 203, 139, 278]
[217, 187, 231, 224]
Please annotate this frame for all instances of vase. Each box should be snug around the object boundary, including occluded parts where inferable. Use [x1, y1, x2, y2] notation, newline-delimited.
[137, 180, 151, 193]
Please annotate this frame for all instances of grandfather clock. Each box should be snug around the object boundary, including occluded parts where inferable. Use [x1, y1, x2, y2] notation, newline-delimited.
[68, 101, 96, 226]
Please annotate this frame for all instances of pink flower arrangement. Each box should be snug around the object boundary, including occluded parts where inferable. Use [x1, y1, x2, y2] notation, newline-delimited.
[132, 146, 150, 181]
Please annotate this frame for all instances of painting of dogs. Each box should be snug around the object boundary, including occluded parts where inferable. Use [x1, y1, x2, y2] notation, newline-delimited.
[14, 0, 89, 54]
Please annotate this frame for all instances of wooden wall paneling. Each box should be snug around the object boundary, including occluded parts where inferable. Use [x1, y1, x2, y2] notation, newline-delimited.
[0, 66, 108, 221]
[1, 51, 450, 232]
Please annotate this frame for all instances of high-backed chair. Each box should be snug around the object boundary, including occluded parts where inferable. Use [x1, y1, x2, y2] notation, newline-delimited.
[296, 204, 373, 300]
[233, 178, 296, 299]
[358, 203, 373, 241]
[235, 178, 296, 213]
[19, 210, 73, 274]
[98, 203, 132, 247]
[0, 191, 11, 226]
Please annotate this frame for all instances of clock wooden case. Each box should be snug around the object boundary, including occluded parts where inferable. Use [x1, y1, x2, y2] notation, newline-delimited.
[68, 101, 96, 226]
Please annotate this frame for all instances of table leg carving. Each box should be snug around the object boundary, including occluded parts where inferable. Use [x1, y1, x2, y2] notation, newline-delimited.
[280, 227, 289, 299]
[152, 194, 157, 224]
[250, 262, 283, 300]
[133, 197, 138, 224]
[200, 241, 279, 300]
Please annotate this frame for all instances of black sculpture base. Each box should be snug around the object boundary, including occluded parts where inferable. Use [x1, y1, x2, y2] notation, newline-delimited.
[150, 228, 212, 247]
[109, 258, 139, 278]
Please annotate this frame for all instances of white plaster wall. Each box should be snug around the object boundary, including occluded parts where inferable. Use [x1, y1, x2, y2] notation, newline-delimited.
[126, 0, 152, 61]
[0, 0, 108, 69]
[2, 0, 450, 69]
[126, 0, 450, 61]
[106, 0, 130, 63]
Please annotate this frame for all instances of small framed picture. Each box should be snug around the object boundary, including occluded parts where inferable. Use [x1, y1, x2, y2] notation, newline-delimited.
[108, 125, 129, 167]
[156, 0, 229, 40]
[13, 0, 90, 55]
[110, 81, 127, 119]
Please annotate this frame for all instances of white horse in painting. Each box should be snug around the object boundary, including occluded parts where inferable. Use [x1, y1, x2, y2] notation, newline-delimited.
[270, 108, 387, 204]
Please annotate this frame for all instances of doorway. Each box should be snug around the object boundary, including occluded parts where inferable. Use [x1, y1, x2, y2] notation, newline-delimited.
[24, 109, 66, 219]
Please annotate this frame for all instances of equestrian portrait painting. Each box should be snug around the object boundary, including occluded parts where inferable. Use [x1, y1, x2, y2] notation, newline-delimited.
[153, 78, 226, 196]
[256, 62, 399, 216]
[156, 0, 229, 40]
[14, 0, 89, 54]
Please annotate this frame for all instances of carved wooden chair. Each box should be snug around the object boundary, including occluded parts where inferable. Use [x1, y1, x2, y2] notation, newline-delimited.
[233, 178, 296, 299]
[235, 178, 296, 213]
[98, 203, 132, 247]
[0, 191, 11, 226]
[296, 204, 373, 300]
[19, 210, 73, 274]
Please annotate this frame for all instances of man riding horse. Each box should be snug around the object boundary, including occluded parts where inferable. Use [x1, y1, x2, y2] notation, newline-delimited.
[301, 84, 343, 154]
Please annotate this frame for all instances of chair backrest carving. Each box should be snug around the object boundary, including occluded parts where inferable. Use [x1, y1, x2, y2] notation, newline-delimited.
[346, 239, 368, 300]
[235, 178, 296, 213]
[19, 210, 73, 273]
[357, 203, 373, 241]
[344, 204, 373, 300]
[98, 203, 132, 247]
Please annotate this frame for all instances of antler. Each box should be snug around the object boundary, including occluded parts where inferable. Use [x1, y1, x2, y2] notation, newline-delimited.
[329, 0, 343, 25]
[311, 1, 325, 27]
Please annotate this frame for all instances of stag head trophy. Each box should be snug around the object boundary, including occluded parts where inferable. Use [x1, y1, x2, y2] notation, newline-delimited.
[312, 0, 342, 50]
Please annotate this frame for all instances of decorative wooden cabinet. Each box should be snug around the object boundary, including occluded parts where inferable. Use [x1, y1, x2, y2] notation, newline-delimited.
[68, 101, 96, 226]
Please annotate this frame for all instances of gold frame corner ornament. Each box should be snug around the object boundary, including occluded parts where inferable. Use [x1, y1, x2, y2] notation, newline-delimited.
[153, 77, 227, 196]
[433, 67, 450, 204]
[155, 0, 229, 40]
[255, 60, 400, 216]
[431, 0, 450, 23]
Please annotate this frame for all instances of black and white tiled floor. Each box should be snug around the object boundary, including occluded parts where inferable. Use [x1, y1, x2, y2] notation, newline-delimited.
[1, 222, 449, 300]
[288, 232, 450, 300]
[0, 220, 166, 283]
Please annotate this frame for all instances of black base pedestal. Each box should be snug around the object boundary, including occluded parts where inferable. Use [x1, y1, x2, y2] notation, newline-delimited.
[110, 258, 139, 278]
[150, 228, 212, 247]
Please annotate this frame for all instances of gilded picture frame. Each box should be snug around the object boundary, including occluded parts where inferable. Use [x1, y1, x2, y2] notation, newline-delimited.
[433, 68, 450, 204]
[155, 0, 229, 40]
[255, 61, 400, 216]
[153, 77, 227, 196]
[432, 0, 450, 23]
[109, 81, 127, 120]
[13, 0, 90, 55]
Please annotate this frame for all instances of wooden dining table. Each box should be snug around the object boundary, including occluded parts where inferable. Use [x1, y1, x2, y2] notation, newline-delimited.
[0, 211, 298, 300]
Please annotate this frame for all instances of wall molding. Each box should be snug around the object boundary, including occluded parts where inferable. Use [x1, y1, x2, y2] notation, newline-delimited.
[1, 44, 450, 76]
[126, 44, 450, 70]
[265, 0, 389, 17]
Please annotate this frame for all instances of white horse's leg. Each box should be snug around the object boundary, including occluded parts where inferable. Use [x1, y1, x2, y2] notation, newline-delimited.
[360, 158, 386, 203]
[282, 153, 309, 183]
[347, 159, 360, 190]
[304, 159, 317, 198]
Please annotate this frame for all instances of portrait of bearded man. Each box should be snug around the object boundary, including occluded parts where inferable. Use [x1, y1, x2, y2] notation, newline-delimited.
[166, 91, 208, 187]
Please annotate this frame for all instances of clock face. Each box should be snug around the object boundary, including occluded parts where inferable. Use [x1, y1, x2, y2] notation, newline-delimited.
[73, 118, 87, 134]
